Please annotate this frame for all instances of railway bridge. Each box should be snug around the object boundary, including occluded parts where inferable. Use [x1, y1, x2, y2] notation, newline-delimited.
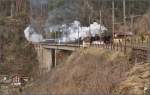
[34, 43, 82, 73]
[33, 43, 150, 73]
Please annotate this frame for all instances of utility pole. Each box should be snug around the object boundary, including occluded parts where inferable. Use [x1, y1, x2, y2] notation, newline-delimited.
[112, 0, 115, 41]
[148, 14, 150, 63]
[99, 10, 102, 41]
[98, 0, 102, 41]
[78, 23, 80, 46]
[0, 33, 4, 64]
[65, 24, 67, 42]
[55, 28, 57, 43]
[123, 0, 127, 54]
[123, 0, 126, 25]
[29, 0, 35, 29]
[130, 16, 134, 33]
[89, 16, 91, 36]
[10, 0, 15, 17]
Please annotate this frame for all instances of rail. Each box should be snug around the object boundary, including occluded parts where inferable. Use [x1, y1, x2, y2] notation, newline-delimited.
[34, 41, 149, 63]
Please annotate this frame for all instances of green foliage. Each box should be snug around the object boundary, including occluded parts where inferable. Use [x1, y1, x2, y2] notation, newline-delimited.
[0, 17, 6, 25]
[46, 31, 62, 39]
[48, 0, 64, 11]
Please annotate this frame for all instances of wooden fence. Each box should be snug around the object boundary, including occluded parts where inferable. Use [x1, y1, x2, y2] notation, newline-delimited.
[91, 38, 150, 63]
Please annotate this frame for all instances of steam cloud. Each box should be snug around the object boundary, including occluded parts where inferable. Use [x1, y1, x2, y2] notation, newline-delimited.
[49, 20, 107, 42]
[24, 26, 43, 43]
[24, 21, 107, 43]
[24, 0, 107, 43]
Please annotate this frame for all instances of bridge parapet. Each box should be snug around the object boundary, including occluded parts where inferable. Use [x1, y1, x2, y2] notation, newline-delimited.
[32, 42, 149, 74]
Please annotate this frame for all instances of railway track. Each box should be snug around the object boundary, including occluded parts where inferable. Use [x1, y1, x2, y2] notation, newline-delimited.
[35, 42, 149, 63]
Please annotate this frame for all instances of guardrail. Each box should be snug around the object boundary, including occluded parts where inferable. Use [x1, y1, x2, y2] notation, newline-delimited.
[91, 43, 149, 63]
[35, 40, 149, 63]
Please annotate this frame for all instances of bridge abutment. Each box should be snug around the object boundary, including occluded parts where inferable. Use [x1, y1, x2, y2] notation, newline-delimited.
[35, 45, 56, 73]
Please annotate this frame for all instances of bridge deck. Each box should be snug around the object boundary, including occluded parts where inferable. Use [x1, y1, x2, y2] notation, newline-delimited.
[42, 44, 82, 51]
[34, 43, 149, 63]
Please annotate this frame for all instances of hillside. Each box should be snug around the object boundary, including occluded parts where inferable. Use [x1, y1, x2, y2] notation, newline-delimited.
[17, 48, 134, 95]
[0, 16, 39, 76]
[17, 48, 149, 95]
[0, 0, 150, 95]
[117, 63, 150, 95]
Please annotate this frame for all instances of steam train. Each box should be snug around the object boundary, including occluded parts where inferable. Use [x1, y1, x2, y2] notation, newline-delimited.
[41, 34, 112, 47]
[82, 34, 112, 47]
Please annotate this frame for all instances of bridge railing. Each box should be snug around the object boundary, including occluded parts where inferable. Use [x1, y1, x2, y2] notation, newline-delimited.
[91, 39, 150, 63]
[34, 38, 150, 63]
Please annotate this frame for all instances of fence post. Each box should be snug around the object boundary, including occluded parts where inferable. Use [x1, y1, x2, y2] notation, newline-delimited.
[114, 43, 116, 51]
[111, 43, 113, 50]
[142, 39, 144, 46]
[131, 38, 133, 48]
[121, 43, 123, 52]
[135, 38, 137, 48]
[138, 38, 140, 48]
[117, 43, 118, 51]
[147, 38, 149, 46]
[124, 38, 127, 54]
[148, 38, 150, 63]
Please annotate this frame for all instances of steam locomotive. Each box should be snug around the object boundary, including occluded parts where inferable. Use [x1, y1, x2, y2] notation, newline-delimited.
[41, 34, 112, 46]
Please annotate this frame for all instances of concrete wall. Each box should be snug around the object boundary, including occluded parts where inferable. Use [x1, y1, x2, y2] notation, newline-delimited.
[34, 45, 55, 73]
[34, 44, 74, 74]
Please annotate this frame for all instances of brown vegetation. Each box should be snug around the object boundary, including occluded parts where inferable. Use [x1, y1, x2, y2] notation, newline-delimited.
[22, 48, 132, 95]
[117, 63, 150, 95]
[133, 15, 150, 35]
[0, 16, 38, 76]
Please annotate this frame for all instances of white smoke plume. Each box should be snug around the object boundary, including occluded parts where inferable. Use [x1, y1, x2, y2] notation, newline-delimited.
[24, 21, 107, 43]
[26, 0, 107, 43]
[24, 25, 43, 43]
[54, 20, 107, 42]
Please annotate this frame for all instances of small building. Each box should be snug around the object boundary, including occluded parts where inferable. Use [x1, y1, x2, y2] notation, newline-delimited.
[11, 74, 21, 86]
[83, 36, 91, 47]
[114, 32, 133, 44]
[11, 75, 30, 86]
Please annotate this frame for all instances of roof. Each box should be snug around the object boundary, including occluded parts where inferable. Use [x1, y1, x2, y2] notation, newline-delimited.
[115, 32, 133, 36]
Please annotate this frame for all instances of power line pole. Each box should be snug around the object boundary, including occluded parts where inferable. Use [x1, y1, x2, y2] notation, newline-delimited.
[148, 14, 150, 63]
[98, 0, 102, 40]
[123, 0, 126, 25]
[112, 0, 115, 41]
[130, 15, 134, 34]
[99, 10, 102, 41]
[89, 16, 91, 36]
[78, 23, 80, 46]
[123, 0, 127, 54]
[10, 0, 15, 17]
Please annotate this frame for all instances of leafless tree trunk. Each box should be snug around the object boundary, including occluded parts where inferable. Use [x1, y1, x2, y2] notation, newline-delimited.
[0, 33, 4, 64]
[11, 0, 15, 17]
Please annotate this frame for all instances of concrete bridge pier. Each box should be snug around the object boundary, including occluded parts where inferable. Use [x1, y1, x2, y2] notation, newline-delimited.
[35, 45, 57, 73]
[51, 49, 57, 68]
[33, 43, 79, 74]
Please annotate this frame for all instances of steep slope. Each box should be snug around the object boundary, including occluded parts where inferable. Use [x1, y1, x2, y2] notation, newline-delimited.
[117, 63, 150, 95]
[22, 48, 133, 95]
[0, 16, 39, 76]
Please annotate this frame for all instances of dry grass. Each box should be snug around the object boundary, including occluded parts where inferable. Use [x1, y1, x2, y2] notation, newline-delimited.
[117, 63, 150, 95]
[21, 48, 133, 95]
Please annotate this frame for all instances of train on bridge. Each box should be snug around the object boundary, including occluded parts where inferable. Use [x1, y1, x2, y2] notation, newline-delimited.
[41, 34, 112, 47]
